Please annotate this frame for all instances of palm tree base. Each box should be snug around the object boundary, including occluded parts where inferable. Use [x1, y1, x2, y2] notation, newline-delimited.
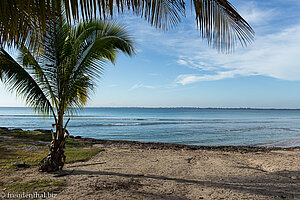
[39, 141, 65, 172]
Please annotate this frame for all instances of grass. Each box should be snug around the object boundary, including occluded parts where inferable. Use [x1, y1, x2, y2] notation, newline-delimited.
[0, 145, 48, 171]
[0, 129, 104, 197]
[65, 148, 104, 163]
[65, 138, 85, 147]
[0, 129, 84, 147]
[0, 145, 103, 171]
[5, 179, 66, 193]
[0, 129, 51, 141]
[0, 129, 104, 172]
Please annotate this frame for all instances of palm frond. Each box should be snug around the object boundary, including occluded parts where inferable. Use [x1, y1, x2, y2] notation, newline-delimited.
[0, 0, 50, 48]
[64, 0, 185, 29]
[36, 15, 71, 102]
[193, 0, 254, 52]
[18, 46, 59, 110]
[0, 0, 253, 52]
[0, 48, 55, 118]
[61, 20, 135, 114]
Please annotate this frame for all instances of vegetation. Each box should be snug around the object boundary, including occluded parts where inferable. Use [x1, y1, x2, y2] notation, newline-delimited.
[0, 130, 51, 142]
[0, 129, 83, 147]
[0, 129, 103, 195]
[64, 148, 104, 163]
[0, 0, 254, 52]
[0, 12, 134, 172]
[0, 130, 104, 172]
[0, 0, 254, 173]
[0, 144, 48, 171]
[2, 178, 65, 194]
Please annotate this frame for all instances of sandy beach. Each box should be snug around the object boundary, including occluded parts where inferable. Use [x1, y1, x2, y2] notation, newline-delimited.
[1, 0, 300, 199]
[3, 140, 300, 200]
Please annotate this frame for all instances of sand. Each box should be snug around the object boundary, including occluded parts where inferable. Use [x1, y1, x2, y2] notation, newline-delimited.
[4, 142, 300, 200]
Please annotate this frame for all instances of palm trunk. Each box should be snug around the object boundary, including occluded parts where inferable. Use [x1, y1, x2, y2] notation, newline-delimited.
[39, 113, 66, 172]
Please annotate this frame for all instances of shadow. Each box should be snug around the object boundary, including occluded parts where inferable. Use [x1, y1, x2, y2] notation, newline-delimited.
[131, 190, 190, 200]
[60, 169, 300, 199]
[235, 165, 268, 173]
[273, 170, 300, 179]
[68, 162, 106, 168]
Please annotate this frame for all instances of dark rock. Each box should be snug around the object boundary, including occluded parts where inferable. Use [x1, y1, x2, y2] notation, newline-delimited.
[0, 127, 9, 131]
[89, 139, 286, 152]
[23, 146, 38, 151]
[12, 161, 28, 168]
[12, 128, 23, 131]
[75, 136, 82, 139]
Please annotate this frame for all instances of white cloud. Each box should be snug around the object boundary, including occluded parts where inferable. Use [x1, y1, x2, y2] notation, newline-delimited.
[177, 58, 218, 71]
[177, 59, 188, 66]
[176, 24, 300, 84]
[129, 83, 155, 90]
[237, 1, 276, 25]
[120, 1, 300, 85]
[176, 70, 244, 85]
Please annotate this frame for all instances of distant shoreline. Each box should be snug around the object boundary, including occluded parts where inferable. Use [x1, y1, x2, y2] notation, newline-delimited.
[1, 106, 300, 110]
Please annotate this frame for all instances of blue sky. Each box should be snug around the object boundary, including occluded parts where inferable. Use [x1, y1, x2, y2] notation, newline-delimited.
[1, 0, 300, 108]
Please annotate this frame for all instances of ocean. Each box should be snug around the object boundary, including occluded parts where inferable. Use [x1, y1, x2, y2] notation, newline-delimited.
[0, 107, 300, 147]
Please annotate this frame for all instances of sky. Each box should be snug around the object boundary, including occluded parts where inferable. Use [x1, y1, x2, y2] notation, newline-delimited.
[1, 0, 300, 108]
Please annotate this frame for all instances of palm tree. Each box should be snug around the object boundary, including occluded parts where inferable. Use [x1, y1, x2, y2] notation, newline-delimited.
[0, 0, 253, 52]
[0, 17, 135, 172]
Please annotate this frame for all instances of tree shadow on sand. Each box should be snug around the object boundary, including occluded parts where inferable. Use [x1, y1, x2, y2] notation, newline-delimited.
[60, 169, 300, 199]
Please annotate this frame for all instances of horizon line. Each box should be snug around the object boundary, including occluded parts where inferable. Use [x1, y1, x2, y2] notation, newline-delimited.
[0, 106, 300, 110]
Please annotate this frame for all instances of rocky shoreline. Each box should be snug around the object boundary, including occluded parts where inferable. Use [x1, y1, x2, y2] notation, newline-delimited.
[2, 127, 298, 153]
[78, 137, 300, 153]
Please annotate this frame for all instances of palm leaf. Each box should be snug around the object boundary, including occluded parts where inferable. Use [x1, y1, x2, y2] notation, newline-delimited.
[0, 0, 253, 52]
[18, 46, 59, 111]
[61, 20, 135, 114]
[192, 0, 254, 52]
[0, 48, 55, 118]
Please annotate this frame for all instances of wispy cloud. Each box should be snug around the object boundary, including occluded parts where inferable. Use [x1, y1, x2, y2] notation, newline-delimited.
[176, 24, 300, 84]
[237, 1, 277, 25]
[120, 2, 300, 86]
[176, 58, 218, 71]
[129, 83, 155, 91]
[176, 70, 250, 85]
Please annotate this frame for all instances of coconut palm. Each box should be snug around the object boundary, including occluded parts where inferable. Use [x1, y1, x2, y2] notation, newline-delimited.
[0, 17, 135, 172]
[0, 0, 253, 52]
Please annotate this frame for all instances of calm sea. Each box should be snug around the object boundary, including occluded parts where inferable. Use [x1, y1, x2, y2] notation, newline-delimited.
[1, 107, 300, 147]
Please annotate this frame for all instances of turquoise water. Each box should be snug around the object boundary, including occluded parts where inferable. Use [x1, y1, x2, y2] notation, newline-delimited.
[1, 107, 300, 147]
